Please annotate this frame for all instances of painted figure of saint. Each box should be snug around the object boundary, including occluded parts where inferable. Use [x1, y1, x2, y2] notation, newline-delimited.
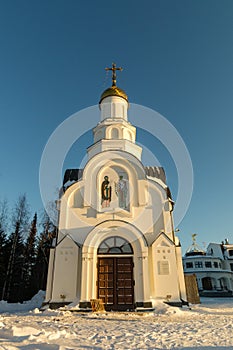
[115, 175, 128, 209]
[101, 176, 112, 208]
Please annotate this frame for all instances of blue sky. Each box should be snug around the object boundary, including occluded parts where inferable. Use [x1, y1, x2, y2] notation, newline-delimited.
[0, 0, 233, 252]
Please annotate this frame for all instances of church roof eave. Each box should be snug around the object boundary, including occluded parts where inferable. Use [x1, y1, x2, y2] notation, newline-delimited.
[151, 231, 175, 247]
[82, 149, 146, 181]
[146, 176, 168, 191]
[57, 232, 81, 248]
[62, 169, 83, 194]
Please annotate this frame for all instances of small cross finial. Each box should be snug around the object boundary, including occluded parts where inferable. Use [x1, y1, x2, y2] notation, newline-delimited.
[192, 234, 197, 243]
[105, 62, 123, 86]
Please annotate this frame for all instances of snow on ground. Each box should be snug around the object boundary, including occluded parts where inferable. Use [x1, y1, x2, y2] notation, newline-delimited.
[0, 294, 233, 349]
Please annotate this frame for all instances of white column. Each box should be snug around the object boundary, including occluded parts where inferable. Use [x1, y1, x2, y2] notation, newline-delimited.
[176, 245, 188, 301]
[80, 252, 89, 302]
[45, 249, 55, 302]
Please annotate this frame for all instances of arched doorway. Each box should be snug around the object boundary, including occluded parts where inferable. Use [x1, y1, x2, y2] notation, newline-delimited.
[202, 277, 213, 290]
[97, 236, 134, 311]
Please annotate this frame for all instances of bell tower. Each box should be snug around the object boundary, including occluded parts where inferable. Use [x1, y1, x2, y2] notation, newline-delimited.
[87, 63, 142, 160]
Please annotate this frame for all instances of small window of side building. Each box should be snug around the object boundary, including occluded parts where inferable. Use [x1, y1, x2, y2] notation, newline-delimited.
[228, 250, 233, 256]
[205, 261, 212, 268]
[195, 261, 203, 268]
[230, 263, 233, 271]
[213, 261, 218, 268]
[186, 262, 193, 268]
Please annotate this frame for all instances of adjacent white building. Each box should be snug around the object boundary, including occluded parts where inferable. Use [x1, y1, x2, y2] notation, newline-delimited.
[183, 237, 233, 297]
[45, 64, 187, 310]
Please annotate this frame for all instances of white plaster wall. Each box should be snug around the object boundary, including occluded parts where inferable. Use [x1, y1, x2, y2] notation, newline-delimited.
[51, 236, 80, 303]
[93, 119, 136, 143]
[150, 235, 180, 301]
[87, 139, 142, 160]
[100, 96, 128, 121]
[58, 155, 171, 248]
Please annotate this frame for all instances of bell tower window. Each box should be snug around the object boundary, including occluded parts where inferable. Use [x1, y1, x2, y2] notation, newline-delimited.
[111, 128, 119, 139]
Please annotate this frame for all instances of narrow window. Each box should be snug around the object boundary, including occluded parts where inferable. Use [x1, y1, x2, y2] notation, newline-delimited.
[111, 128, 119, 139]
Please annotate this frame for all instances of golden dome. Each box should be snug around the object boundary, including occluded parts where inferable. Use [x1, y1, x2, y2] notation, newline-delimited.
[99, 86, 128, 104]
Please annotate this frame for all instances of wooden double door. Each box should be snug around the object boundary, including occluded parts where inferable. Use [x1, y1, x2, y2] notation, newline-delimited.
[97, 257, 134, 311]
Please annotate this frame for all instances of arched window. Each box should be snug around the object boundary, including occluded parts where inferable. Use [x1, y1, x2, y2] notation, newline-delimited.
[98, 236, 133, 254]
[124, 130, 132, 141]
[95, 130, 103, 142]
[111, 128, 119, 139]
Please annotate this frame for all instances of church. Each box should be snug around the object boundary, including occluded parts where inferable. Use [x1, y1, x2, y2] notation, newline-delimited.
[45, 64, 187, 310]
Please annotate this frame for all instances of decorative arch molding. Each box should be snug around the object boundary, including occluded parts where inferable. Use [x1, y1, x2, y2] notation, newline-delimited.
[123, 129, 133, 141]
[63, 180, 82, 198]
[66, 181, 84, 208]
[110, 127, 120, 139]
[106, 125, 122, 139]
[83, 150, 146, 183]
[83, 220, 148, 255]
[82, 150, 146, 210]
[111, 127, 119, 139]
[80, 220, 150, 303]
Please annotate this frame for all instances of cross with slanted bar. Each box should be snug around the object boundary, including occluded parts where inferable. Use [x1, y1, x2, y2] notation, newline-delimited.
[105, 63, 123, 86]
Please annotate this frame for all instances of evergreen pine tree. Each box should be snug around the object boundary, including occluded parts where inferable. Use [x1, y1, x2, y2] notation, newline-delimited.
[33, 212, 57, 292]
[2, 194, 29, 302]
[22, 212, 37, 300]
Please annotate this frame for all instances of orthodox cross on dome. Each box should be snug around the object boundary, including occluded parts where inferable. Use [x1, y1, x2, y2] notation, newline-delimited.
[105, 62, 123, 86]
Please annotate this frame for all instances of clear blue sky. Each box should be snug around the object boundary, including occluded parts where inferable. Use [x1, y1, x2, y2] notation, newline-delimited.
[0, 0, 233, 252]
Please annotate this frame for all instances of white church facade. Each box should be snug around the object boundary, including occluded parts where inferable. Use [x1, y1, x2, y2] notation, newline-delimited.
[45, 64, 187, 310]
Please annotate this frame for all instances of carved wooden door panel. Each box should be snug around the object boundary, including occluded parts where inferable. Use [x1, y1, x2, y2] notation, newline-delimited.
[98, 258, 114, 305]
[97, 257, 134, 311]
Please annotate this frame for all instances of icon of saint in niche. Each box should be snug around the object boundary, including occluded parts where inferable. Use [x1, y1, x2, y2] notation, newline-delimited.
[101, 176, 112, 208]
[115, 175, 128, 209]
